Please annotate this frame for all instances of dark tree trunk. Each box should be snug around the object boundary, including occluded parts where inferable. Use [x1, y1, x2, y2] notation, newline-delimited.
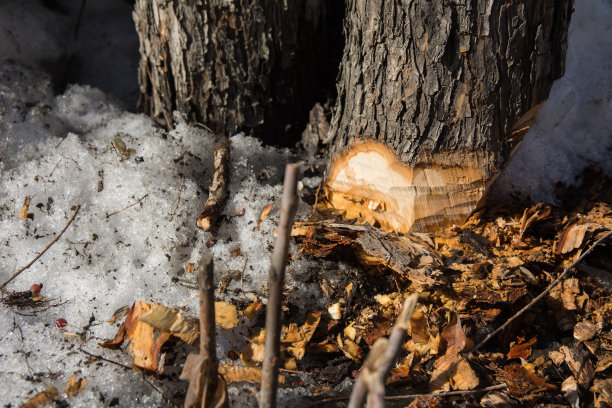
[323, 0, 573, 233]
[133, 0, 343, 145]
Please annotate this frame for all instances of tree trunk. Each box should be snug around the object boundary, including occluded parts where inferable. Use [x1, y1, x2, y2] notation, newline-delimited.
[324, 0, 573, 233]
[132, 0, 343, 146]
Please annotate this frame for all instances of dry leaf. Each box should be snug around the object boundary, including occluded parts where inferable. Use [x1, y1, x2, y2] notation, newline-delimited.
[20, 386, 59, 408]
[507, 336, 537, 360]
[503, 363, 556, 397]
[99, 301, 171, 373]
[65, 375, 86, 396]
[254, 203, 275, 231]
[244, 296, 263, 319]
[185, 263, 195, 274]
[215, 301, 238, 329]
[219, 364, 285, 384]
[430, 345, 479, 392]
[441, 313, 466, 352]
[138, 303, 200, 345]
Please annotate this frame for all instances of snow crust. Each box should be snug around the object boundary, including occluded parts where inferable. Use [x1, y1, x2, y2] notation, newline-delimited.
[0, 0, 610, 406]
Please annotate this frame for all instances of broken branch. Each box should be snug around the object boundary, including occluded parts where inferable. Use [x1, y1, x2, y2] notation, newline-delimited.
[180, 254, 227, 408]
[197, 139, 231, 231]
[1, 205, 80, 289]
[348, 294, 419, 408]
[260, 164, 300, 408]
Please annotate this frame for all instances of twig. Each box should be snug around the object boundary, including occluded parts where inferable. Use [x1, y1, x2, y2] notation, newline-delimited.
[194, 122, 214, 134]
[302, 383, 508, 407]
[169, 175, 185, 221]
[78, 346, 133, 370]
[180, 255, 226, 408]
[197, 140, 231, 231]
[260, 164, 300, 408]
[430, 230, 612, 386]
[106, 194, 148, 218]
[1, 205, 81, 289]
[386, 383, 508, 401]
[48, 159, 61, 179]
[74, 0, 86, 39]
[349, 294, 419, 408]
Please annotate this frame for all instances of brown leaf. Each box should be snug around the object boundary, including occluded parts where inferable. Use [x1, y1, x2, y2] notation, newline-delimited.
[65, 375, 86, 396]
[441, 313, 466, 352]
[20, 386, 59, 408]
[307, 339, 340, 353]
[19, 196, 31, 219]
[507, 336, 537, 360]
[503, 363, 556, 397]
[241, 342, 265, 367]
[138, 303, 200, 345]
[337, 334, 363, 362]
[430, 346, 479, 392]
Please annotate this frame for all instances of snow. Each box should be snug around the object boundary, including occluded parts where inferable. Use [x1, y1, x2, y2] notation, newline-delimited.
[0, 0, 610, 406]
[491, 0, 612, 203]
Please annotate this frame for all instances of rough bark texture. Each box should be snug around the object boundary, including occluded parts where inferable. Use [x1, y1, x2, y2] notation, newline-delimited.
[133, 0, 343, 145]
[324, 0, 573, 233]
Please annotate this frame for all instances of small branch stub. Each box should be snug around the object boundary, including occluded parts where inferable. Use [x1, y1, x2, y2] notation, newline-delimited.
[260, 164, 300, 408]
[197, 139, 231, 231]
[180, 255, 228, 408]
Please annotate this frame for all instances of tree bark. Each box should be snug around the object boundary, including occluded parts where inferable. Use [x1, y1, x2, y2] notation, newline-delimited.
[324, 0, 573, 233]
[132, 0, 343, 145]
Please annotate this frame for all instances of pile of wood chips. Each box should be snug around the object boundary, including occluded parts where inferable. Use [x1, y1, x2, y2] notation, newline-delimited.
[89, 168, 610, 407]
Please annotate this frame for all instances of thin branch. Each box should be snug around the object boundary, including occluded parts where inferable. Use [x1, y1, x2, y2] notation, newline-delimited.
[197, 139, 231, 230]
[169, 175, 185, 221]
[78, 346, 133, 370]
[106, 194, 148, 218]
[385, 383, 508, 401]
[260, 164, 300, 408]
[349, 294, 419, 408]
[1, 205, 81, 289]
[302, 383, 508, 408]
[48, 159, 61, 179]
[430, 230, 612, 386]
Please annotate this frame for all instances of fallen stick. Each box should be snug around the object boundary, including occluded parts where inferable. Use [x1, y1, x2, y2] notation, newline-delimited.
[180, 254, 227, 408]
[303, 383, 508, 407]
[1, 205, 81, 289]
[197, 140, 231, 231]
[429, 229, 612, 387]
[260, 164, 300, 408]
[106, 194, 148, 218]
[348, 294, 419, 408]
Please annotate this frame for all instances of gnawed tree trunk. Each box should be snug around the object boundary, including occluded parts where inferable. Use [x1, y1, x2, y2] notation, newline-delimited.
[132, 0, 343, 145]
[324, 1, 573, 233]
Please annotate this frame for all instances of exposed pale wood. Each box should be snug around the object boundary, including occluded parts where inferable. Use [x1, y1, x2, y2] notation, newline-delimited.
[325, 141, 486, 233]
